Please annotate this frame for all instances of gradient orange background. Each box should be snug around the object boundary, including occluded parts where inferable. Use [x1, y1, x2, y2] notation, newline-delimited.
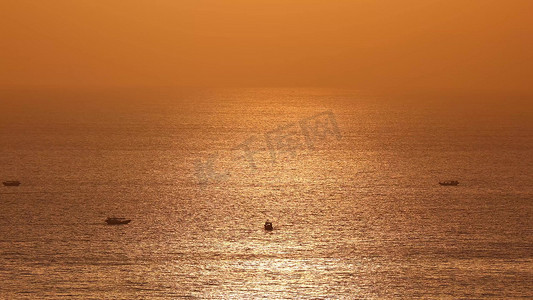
[1, 0, 532, 94]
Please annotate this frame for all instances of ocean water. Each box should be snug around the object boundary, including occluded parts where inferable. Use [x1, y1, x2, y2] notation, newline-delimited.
[0, 88, 532, 299]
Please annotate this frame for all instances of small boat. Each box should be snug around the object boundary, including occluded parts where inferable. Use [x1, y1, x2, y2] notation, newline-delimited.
[264, 221, 273, 231]
[439, 180, 459, 186]
[105, 217, 131, 225]
[2, 181, 21, 187]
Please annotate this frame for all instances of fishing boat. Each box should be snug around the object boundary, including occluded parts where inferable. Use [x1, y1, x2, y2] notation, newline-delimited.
[439, 180, 459, 186]
[105, 217, 131, 225]
[2, 181, 21, 186]
[264, 221, 273, 231]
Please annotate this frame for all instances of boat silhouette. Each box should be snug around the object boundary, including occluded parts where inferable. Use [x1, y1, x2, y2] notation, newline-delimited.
[264, 220, 273, 231]
[105, 217, 131, 225]
[439, 180, 459, 186]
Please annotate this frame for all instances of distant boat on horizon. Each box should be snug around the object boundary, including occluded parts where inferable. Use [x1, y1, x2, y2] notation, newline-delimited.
[2, 181, 21, 187]
[105, 217, 131, 225]
[439, 180, 459, 186]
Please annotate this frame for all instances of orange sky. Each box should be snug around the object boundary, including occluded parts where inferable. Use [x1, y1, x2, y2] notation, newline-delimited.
[1, 0, 532, 94]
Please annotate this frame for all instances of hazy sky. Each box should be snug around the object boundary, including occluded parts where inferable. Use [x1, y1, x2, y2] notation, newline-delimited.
[1, 0, 532, 94]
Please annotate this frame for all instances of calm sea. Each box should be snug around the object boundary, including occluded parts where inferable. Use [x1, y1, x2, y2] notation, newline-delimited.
[0, 88, 532, 299]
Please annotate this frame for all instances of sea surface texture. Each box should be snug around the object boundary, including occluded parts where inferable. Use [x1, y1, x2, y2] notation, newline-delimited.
[0, 88, 532, 299]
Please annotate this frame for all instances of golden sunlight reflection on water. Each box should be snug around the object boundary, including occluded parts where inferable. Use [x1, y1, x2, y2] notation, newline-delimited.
[0, 88, 531, 298]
